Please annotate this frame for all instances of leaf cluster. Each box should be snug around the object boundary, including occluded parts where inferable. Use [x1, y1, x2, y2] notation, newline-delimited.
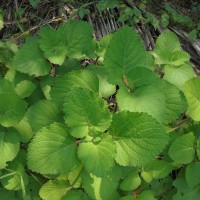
[0, 20, 200, 200]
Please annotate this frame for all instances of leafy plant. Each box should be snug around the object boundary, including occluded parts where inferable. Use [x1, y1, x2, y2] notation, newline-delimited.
[0, 20, 199, 200]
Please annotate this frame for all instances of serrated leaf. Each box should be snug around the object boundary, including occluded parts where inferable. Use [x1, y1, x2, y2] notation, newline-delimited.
[0, 130, 20, 169]
[168, 132, 195, 164]
[184, 77, 200, 121]
[51, 70, 99, 106]
[0, 93, 27, 127]
[38, 26, 67, 65]
[78, 135, 116, 176]
[164, 64, 194, 90]
[1, 158, 28, 190]
[27, 100, 63, 132]
[120, 170, 141, 191]
[109, 112, 169, 167]
[104, 26, 146, 85]
[117, 79, 186, 124]
[155, 30, 181, 52]
[27, 123, 79, 174]
[186, 162, 200, 188]
[58, 21, 95, 59]
[15, 80, 36, 98]
[39, 180, 70, 200]
[12, 37, 51, 76]
[64, 87, 111, 138]
[82, 169, 121, 200]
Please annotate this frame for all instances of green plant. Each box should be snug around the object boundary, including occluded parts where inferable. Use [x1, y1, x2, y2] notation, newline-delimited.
[0, 20, 200, 199]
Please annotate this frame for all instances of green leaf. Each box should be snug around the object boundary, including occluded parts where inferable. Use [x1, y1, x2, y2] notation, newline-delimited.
[155, 30, 181, 52]
[141, 160, 174, 182]
[0, 93, 27, 127]
[186, 162, 200, 188]
[27, 123, 79, 174]
[168, 132, 195, 164]
[173, 177, 200, 200]
[97, 0, 118, 11]
[14, 116, 33, 143]
[12, 37, 51, 76]
[57, 58, 82, 75]
[51, 70, 99, 106]
[27, 100, 63, 132]
[104, 26, 146, 85]
[137, 190, 156, 200]
[15, 80, 36, 98]
[184, 77, 200, 121]
[164, 64, 194, 90]
[82, 169, 121, 200]
[38, 26, 67, 65]
[109, 112, 169, 166]
[126, 67, 158, 89]
[117, 79, 186, 124]
[0, 129, 20, 169]
[1, 158, 29, 190]
[68, 165, 82, 188]
[64, 87, 111, 138]
[120, 170, 141, 191]
[78, 135, 116, 176]
[88, 65, 116, 98]
[62, 190, 90, 200]
[39, 180, 70, 200]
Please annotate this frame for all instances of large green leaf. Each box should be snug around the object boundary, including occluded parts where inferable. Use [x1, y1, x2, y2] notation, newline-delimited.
[117, 79, 186, 124]
[64, 87, 111, 138]
[27, 100, 63, 132]
[173, 177, 200, 200]
[155, 30, 181, 52]
[38, 21, 95, 64]
[109, 112, 169, 166]
[38, 26, 67, 65]
[78, 135, 116, 176]
[82, 169, 121, 200]
[168, 132, 195, 164]
[50, 70, 99, 106]
[164, 64, 194, 90]
[57, 21, 95, 59]
[184, 77, 200, 121]
[0, 129, 20, 169]
[12, 37, 51, 76]
[39, 180, 70, 200]
[186, 162, 200, 188]
[27, 123, 79, 174]
[104, 26, 146, 84]
[0, 93, 27, 127]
